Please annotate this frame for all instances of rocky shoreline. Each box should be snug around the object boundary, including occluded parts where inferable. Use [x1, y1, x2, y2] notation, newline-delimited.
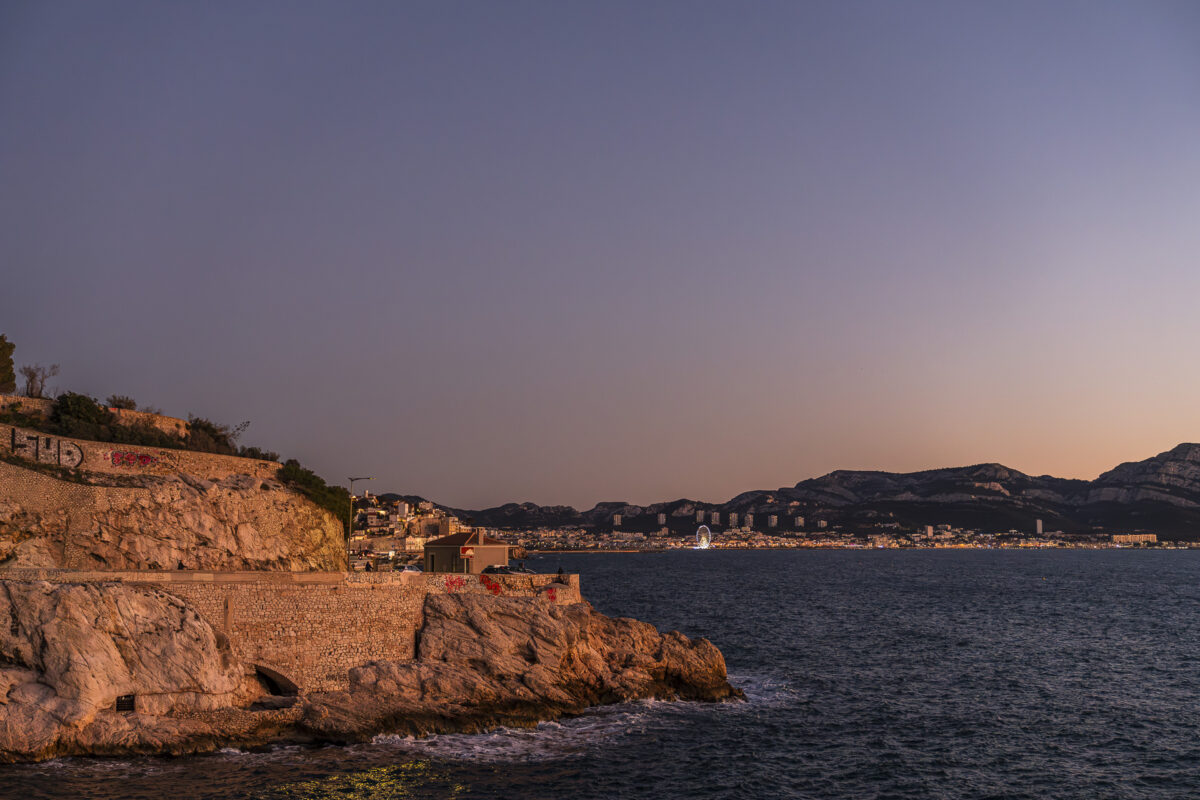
[0, 583, 741, 763]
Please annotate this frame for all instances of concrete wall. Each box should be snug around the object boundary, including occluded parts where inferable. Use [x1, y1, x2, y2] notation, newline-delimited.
[0, 569, 582, 693]
[1, 423, 279, 481]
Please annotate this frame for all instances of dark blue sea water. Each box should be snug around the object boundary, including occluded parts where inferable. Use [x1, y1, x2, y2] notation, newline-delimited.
[9, 549, 1200, 799]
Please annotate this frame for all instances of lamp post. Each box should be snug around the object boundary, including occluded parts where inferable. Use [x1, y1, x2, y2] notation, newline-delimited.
[347, 476, 374, 570]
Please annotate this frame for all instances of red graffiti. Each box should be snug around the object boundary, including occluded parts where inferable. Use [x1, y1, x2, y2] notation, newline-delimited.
[111, 450, 159, 467]
[545, 587, 557, 603]
[443, 576, 467, 593]
[478, 575, 504, 596]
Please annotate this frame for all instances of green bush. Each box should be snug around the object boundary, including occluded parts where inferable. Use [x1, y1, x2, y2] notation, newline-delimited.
[278, 459, 351, 535]
[106, 394, 137, 410]
[185, 416, 249, 455]
[238, 445, 280, 462]
[50, 392, 117, 441]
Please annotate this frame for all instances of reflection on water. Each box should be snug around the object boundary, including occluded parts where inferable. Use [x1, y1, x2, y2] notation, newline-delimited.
[264, 762, 464, 800]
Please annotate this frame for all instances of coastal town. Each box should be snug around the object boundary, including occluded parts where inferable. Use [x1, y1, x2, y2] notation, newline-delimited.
[349, 491, 1177, 570]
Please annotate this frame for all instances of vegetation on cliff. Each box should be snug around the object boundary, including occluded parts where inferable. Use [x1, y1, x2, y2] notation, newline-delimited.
[2, 376, 346, 537]
[278, 460, 352, 535]
[0, 390, 288, 465]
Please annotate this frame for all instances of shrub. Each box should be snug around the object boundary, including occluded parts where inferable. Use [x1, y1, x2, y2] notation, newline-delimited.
[185, 416, 249, 455]
[106, 394, 137, 410]
[238, 445, 280, 462]
[278, 459, 351, 535]
[50, 392, 116, 441]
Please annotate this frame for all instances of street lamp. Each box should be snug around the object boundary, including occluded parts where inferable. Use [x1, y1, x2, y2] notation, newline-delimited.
[347, 476, 374, 570]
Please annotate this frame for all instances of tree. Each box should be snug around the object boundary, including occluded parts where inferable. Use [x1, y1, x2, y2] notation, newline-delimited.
[105, 394, 138, 410]
[19, 363, 59, 398]
[0, 334, 14, 394]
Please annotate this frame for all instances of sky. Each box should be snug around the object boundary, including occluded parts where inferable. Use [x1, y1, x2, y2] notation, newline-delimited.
[3, 1, 1200, 509]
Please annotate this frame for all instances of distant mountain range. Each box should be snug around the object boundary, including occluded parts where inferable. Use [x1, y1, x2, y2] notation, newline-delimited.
[381, 443, 1200, 539]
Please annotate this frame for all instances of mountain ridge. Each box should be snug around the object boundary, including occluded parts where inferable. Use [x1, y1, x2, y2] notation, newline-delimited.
[439, 443, 1200, 538]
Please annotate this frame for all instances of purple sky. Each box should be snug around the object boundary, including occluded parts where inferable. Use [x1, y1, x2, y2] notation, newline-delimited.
[3, 1, 1200, 509]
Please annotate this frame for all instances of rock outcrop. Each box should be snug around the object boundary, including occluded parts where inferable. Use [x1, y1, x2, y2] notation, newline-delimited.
[0, 461, 344, 571]
[301, 593, 739, 741]
[0, 580, 248, 762]
[0, 581, 740, 762]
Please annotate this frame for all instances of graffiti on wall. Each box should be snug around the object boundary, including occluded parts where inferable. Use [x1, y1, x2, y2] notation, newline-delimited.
[110, 450, 160, 468]
[9, 429, 84, 469]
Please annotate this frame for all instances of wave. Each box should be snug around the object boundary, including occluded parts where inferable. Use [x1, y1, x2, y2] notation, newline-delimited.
[369, 707, 648, 763]
[367, 673, 794, 763]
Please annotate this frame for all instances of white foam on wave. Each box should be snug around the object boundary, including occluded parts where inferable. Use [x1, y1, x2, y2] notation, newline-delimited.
[14, 757, 136, 775]
[728, 672, 799, 708]
[366, 676, 793, 764]
[369, 703, 664, 763]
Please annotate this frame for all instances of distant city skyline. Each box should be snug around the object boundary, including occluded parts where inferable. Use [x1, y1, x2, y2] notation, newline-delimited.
[4, 1, 1200, 509]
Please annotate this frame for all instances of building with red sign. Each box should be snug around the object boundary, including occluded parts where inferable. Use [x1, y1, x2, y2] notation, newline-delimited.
[423, 529, 511, 573]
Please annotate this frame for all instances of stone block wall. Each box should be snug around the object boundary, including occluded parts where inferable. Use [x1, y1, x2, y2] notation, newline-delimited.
[0, 570, 583, 693]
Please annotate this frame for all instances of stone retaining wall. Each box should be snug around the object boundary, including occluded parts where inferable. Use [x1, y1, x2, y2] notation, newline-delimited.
[0, 423, 279, 481]
[0, 569, 583, 693]
[0, 394, 189, 438]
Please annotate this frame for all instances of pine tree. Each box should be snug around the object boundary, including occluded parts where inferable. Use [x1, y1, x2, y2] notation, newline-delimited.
[0, 334, 15, 395]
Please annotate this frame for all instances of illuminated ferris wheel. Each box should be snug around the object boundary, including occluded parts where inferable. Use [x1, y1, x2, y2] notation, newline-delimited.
[695, 525, 712, 549]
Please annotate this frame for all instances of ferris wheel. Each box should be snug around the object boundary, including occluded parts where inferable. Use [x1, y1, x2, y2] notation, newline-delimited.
[695, 525, 712, 549]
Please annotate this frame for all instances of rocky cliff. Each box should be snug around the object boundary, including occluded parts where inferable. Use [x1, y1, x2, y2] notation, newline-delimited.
[0, 580, 250, 762]
[0, 581, 739, 762]
[0, 460, 345, 571]
[302, 592, 737, 741]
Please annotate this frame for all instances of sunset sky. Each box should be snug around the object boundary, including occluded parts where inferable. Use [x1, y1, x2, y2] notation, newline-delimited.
[3, 1, 1200, 509]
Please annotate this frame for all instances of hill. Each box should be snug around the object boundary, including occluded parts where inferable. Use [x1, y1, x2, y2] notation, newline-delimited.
[452, 444, 1200, 539]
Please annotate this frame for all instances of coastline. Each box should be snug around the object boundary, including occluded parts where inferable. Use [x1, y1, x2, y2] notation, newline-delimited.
[0, 580, 741, 764]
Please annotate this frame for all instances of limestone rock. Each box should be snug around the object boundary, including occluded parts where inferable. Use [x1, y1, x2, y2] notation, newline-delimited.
[300, 593, 741, 741]
[0, 583, 740, 761]
[0, 461, 344, 571]
[0, 580, 244, 762]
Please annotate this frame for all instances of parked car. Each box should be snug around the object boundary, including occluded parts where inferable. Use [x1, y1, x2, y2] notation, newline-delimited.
[481, 565, 513, 575]
[399, 564, 423, 573]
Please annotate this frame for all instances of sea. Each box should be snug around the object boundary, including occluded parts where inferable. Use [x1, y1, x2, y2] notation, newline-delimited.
[8, 549, 1200, 800]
